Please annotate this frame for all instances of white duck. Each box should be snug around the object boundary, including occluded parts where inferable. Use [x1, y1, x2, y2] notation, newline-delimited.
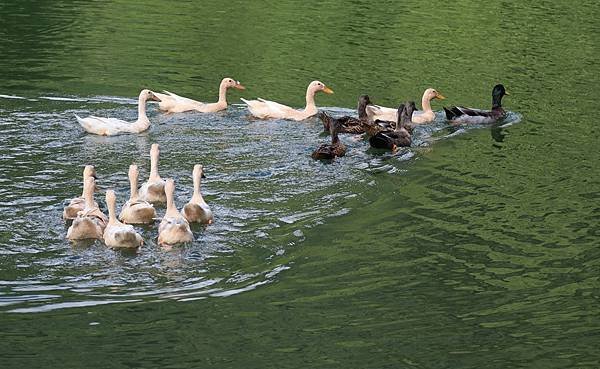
[75, 89, 161, 136]
[103, 190, 143, 249]
[63, 165, 97, 220]
[366, 88, 445, 124]
[182, 165, 213, 224]
[139, 143, 166, 203]
[158, 179, 194, 246]
[241, 80, 333, 121]
[154, 78, 245, 113]
[119, 164, 157, 224]
[66, 177, 108, 241]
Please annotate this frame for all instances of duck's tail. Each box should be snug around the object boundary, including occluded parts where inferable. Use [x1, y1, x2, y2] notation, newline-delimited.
[317, 111, 332, 133]
[443, 107, 456, 120]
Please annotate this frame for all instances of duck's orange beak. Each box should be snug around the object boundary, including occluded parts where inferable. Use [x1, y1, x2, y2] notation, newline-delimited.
[435, 93, 446, 100]
[234, 82, 246, 91]
[323, 86, 334, 94]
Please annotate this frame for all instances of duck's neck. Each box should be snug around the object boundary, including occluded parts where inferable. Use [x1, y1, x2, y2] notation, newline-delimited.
[107, 199, 118, 224]
[304, 88, 317, 114]
[83, 185, 95, 209]
[137, 95, 148, 121]
[129, 174, 139, 201]
[150, 154, 160, 181]
[165, 191, 179, 217]
[358, 102, 368, 119]
[192, 174, 203, 202]
[217, 83, 228, 106]
[421, 93, 433, 113]
[492, 95, 503, 109]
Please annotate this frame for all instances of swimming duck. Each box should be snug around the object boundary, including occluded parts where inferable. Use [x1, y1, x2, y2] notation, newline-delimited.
[366, 88, 445, 124]
[158, 179, 194, 246]
[241, 80, 333, 121]
[119, 164, 157, 224]
[66, 177, 108, 241]
[103, 190, 143, 249]
[369, 102, 415, 151]
[75, 89, 161, 136]
[312, 116, 346, 160]
[318, 95, 372, 134]
[63, 165, 97, 220]
[139, 144, 166, 204]
[444, 84, 509, 124]
[154, 78, 245, 113]
[182, 164, 214, 224]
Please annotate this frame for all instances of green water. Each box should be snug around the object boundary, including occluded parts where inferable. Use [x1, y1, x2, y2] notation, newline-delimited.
[1, 0, 599, 368]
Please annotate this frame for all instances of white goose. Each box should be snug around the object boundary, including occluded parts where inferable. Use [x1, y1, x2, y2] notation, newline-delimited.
[119, 164, 157, 224]
[182, 165, 213, 224]
[63, 165, 97, 220]
[66, 177, 108, 241]
[241, 80, 333, 121]
[154, 78, 245, 113]
[139, 143, 166, 204]
[366, 88, 445, 124]
[158, 179, 194, 246]
[103, 190, 143, 249]
[75, 89, 161, 136]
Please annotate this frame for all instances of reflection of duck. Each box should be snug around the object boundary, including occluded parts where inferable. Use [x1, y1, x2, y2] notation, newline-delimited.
[63, 165, 97, 220]
[103, 190, 143, 249]
[182, 165, 213, 224]
[76, 90, 160, 135]
[312, 116, 346, 160]
[158, 179, 194, 246]
[139, 144, 166, 204]
[369, 102, 415, 151]
[241, 81, 333, 121]
[119, 164, 156, 224]
[66, 177, 108, 241]
[366, 88, 445, 123]
[154, 78, 245, 113]
[444, 84, 509, 124]
[318, 95, 372, 134]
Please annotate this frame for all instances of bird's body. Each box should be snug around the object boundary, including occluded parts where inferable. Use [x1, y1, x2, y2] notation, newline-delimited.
[182, 165, 213, 224]
[119, 164, 156, 224]
[158, 179, 193, 246]
[103, 190, 143, 249]
[63, 165, 97, 220]
[76, 90, 160, 136]
[366, 88, 445, 124]
[66, 177, 108, 241]
[444, 84, 509, 124]
[369, 101, 415, 151]
[312, 115, 346, 160]
[319, 95, 372, 134]
[154, 78, 245, 113]
[241, 81, 333, 121]
[138, 144, 166, 204]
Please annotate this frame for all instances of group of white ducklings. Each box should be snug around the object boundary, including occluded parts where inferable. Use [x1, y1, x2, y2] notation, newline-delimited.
[63, 144, 213, 249]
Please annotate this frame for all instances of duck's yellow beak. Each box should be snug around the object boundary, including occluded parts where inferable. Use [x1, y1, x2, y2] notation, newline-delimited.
[323, 86, 334, 94]
[435, 93, 446, 100]
[505, 91, 510, 95]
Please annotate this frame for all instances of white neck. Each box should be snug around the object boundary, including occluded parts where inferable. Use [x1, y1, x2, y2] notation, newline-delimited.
[217, 82, 228, 105]
[150, 153, 160, 181]
[129, 173, 139, 201]
[304, 87, 317, 114]
[165, 190, 179, 217]
[83, 185, 95, 209]
[192, 173, 204, 202]
[107, 198, 118, 224]
[421, 93, 433, 113]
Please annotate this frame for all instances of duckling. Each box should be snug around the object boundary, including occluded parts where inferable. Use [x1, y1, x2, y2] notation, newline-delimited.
[182, 165, 214, 224]
[119, 164, 157, 224]
[63, 165, 97, 220]
[139, 143, 166, 203]
[158, 179, 194, 246]
[318, 95, 372, 134]
[103, 190, 143, 249]
[312, 116, 346, 160]
[444, 84, 509, 124]
[66, 177, 108, 241]
[369, 101, 415, 151]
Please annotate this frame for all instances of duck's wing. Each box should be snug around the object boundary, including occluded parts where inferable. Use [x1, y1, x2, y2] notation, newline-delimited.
[366, 105, 397, 122]
[257, 98, 296, 116]
[75, 114, 131, 135]
[444, 106, 496, 123]
[163, 90, 204, 105]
